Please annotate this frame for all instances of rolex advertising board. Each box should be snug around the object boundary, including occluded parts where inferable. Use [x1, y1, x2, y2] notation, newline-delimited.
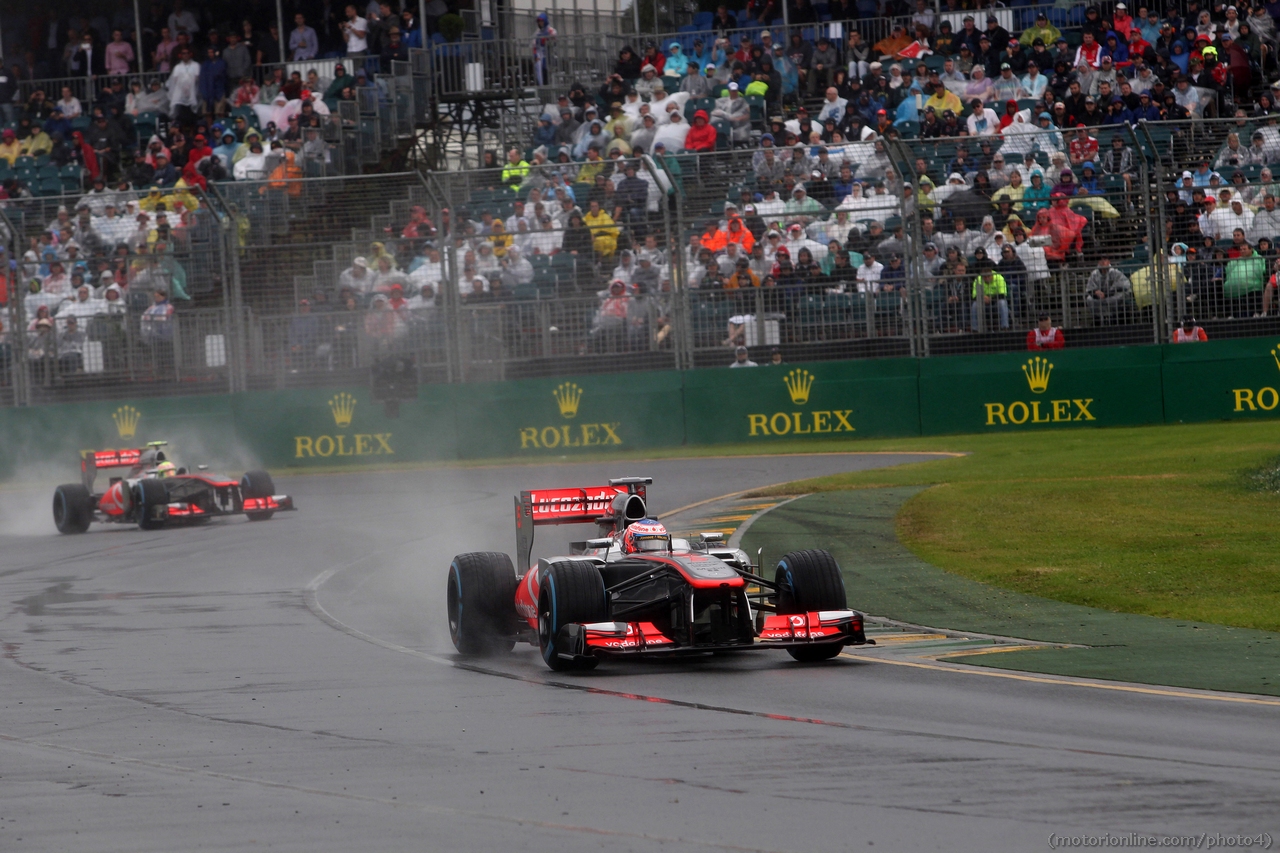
[1161, 338, 1280, 423]
[681, 358, 922, 444]
[917, 346, 1165, 434]
[451, 370, 686, 457]
[4, 342, 1274, 480]
[232, 385, 459, 467]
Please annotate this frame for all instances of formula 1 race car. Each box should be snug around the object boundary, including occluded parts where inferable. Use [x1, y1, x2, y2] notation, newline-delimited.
[52, 441, 295, 533]
[447, 477, 871, 671]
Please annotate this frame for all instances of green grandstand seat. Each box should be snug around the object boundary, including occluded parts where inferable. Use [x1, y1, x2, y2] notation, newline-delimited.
[37, 164, 59, 179]
[13, 156, 35, 170]
[59, 165, 83, 191]
[685, 97, 715, 122]
[37, 177, 63, 196]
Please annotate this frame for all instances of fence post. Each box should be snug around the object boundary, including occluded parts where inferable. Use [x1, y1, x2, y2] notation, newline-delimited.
[1136, 121, 1169, 343]
[890, 138, 927, 358]
[1, 207, 28, 406]
[221, 210, 249, 394]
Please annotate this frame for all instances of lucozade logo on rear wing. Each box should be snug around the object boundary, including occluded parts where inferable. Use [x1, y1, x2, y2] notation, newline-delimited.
[527, 486, 628, 523]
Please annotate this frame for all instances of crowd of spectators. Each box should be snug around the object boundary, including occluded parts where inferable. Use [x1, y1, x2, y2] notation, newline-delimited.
[0, 2, 438, 195]
[0, 178, 213, 381]
[8, 0, 1280, 376]
[481, 0, 1280, 340]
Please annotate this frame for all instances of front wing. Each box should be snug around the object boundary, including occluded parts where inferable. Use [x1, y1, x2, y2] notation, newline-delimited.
[143, 494, 296, 523]
[552, 610, 871, 662]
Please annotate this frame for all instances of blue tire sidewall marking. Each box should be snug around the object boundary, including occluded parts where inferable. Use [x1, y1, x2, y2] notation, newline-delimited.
[542, 574, 558, 663]
[450, 563, 462, 641]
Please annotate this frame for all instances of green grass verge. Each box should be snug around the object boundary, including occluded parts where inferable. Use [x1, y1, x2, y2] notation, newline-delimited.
[748, 421, 1280, 634]
[741, 488, 1280, 696]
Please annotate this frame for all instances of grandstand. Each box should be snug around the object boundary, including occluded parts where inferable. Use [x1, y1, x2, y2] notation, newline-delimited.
[3, 1, 1280, 405]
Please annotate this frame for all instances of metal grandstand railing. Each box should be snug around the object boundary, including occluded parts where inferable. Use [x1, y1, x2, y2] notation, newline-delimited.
[422, 2, 1086, 101]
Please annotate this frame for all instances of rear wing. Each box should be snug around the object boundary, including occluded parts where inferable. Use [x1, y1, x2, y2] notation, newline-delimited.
[515, 477, 652, 572]
[80, 444, 166, 491]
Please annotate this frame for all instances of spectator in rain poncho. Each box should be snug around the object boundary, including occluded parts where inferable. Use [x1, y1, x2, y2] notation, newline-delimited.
[1021, 168, 1051, 212]
[253, 93, 302, 131]
[663, 42, 689, 78]
[711, 85, 751, 145]
[573, 121, 610, 160]
[1000, 111, 1039, 158]
[59, 283, 105, 329]
[214, 131, 239, 170]
[233, 140, 268, 181]
[652, 112, 689, 153]
[765, 47, 795, 100]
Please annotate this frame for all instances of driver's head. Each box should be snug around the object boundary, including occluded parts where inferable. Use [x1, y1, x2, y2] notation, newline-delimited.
[622, 519, 671, 554]
[155, 461, 177, 478]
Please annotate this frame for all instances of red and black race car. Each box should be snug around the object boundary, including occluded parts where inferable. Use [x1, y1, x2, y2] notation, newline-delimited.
[447, 477, 872, 671]
[52, 441, 294, 533]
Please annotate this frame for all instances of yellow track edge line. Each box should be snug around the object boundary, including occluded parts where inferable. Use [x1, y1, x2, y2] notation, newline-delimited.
[839, 652, 1280, 707]
[926, 640, 1054, 653]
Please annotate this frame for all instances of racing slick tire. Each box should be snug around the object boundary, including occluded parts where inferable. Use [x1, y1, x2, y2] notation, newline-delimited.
[53, 484, 94, 534]
[538, 560, 607, 672]
[447, 552, 519, 656]
[775, 549, 848, 662]
[135, 479, 169, 531]
[240, 470, 276, 521]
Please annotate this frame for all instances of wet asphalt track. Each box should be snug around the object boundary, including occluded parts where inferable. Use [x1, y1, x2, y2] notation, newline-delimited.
[1, 453, 1278, 853]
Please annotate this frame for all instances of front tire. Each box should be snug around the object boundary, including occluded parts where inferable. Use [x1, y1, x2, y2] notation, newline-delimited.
[53, 484, 93, 534]
[241, 470, 276, 521]
[447, 552, 518, 656]
[775, 549, 848, 662]
[135, 479, 169, 530]
[537, 560, 607, 672]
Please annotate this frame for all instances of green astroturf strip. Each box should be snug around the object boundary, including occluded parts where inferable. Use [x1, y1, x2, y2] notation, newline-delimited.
[742, 488, 1280, 697]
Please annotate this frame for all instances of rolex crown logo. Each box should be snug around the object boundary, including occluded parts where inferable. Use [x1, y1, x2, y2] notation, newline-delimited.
[1271, 345, 1280, 374]
[1022, 357, 1053, 394]
[783, 369, 815, 405]
[112, 405, 141, 439]
[329, 392, 357, 428]
[554, 383, 583, 419]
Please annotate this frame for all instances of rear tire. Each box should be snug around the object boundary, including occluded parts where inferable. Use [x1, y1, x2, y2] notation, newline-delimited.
[53, 484, 93, 534]
[775, 549, 848, 662]
[241, 470, 276, 521]
[135, 479, 169, 530]
[447, 552, 518, 656]
[538, 560, 607, 672]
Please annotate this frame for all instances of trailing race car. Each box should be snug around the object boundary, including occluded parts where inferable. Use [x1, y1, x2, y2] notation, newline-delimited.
[447, 477, 872, 671]
[52, 441, 294, 533]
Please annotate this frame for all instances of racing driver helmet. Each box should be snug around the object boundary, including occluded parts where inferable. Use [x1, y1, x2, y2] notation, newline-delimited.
[154, 461, 177, 478]
[622, 519, 671, 554]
